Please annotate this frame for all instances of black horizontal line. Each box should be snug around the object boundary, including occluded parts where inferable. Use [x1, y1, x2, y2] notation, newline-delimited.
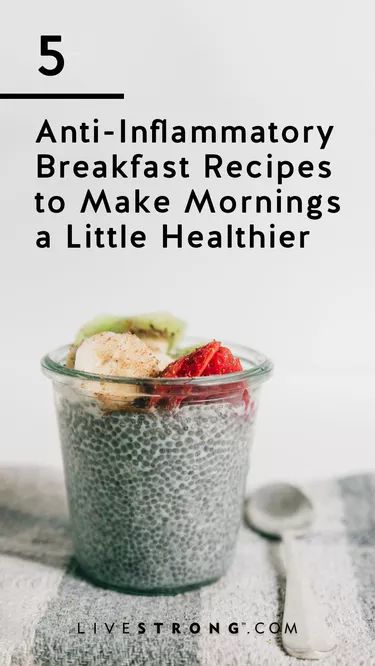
[0, 93, 124, 100]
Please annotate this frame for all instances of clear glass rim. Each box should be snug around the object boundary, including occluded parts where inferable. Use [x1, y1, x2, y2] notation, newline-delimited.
[41, 337, 273, 387]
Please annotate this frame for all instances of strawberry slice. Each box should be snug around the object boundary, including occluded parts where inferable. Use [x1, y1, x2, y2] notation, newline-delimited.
[159, 355, 186, 378]
[150, 341, 220, 408]
[202, 346, 243, 376]
[163, 341, 221, 378]
[150, 342, 249, 409]
[201, 346, 247, 409]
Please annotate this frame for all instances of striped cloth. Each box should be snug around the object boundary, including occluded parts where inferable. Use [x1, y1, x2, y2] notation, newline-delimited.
[0, 466, 374, 666]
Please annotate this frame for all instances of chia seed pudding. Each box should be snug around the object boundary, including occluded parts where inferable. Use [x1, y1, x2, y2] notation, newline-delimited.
[42, 316, 272, 594]
[55, 387, 256, 592]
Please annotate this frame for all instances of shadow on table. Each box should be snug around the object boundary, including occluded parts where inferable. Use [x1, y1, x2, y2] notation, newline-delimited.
[0, 465, 72, 568]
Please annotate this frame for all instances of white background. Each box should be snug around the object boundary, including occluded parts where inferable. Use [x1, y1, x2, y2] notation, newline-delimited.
[0, 0, 374, 486]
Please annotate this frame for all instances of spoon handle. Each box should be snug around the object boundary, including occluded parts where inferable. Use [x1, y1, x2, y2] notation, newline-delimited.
[282, 532, 336, 660]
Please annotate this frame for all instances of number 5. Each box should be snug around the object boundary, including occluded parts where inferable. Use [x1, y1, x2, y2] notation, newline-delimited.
[39, 35, 64, 76]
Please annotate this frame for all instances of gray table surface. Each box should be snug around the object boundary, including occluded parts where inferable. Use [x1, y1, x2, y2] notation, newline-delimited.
[0, 466, 374, 666]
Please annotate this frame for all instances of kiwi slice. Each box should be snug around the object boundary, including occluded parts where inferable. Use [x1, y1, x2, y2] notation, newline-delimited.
[74, 315, 129, 346]
[123, 313, 186, 351]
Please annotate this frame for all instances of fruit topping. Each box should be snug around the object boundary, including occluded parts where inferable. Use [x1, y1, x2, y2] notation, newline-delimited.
[161, 341, 221, 378]
[151, 341, 245, 409]
[74, 331, 164, 411]
[202, 345, 243, 375]
[122, 313, 186, 351]
[75, 332, 160, 379]
[74, 312, 185, 349]
[67, 313, 249, 411]
[67, 312, 186, 368]
[75, 315, 129, 346]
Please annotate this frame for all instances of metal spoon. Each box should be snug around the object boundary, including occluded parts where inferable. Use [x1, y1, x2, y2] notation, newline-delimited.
[245, 483, 336, 660]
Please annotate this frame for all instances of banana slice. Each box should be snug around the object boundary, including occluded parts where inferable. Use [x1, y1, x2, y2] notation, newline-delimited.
[137, 336, 172, 371]
[74, 331, 160, 408]
[138, 335, 169, 354]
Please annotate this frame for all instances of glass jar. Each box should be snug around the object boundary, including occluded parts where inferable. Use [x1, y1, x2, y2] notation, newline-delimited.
[42, 339, 272, 594]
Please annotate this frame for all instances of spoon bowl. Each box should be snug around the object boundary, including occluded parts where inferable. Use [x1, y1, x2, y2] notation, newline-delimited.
[245, 482, 314, 537]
